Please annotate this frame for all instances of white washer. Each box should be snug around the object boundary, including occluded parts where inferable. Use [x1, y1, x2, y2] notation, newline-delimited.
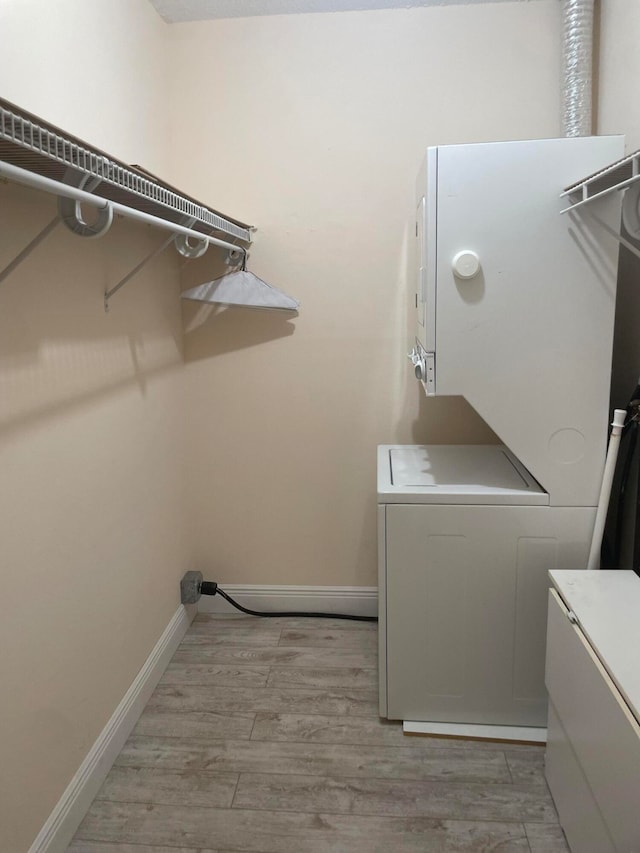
[377, 444, 595, 733]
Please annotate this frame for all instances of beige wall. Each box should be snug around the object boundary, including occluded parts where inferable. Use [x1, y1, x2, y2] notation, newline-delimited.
[598, 0, 640, 153]
[2, 1, 640, 850]
[168, 2, 561, 587]
[0, 3, 187, 852]
[0, 0, 171, 170]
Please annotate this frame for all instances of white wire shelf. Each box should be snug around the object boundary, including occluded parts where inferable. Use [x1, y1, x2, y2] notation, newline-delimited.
[0, 97, 251, 244]
[560, 148, 640, 214]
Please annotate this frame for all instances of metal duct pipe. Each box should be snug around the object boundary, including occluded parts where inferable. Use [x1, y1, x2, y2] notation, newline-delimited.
[562, 0, 595, 137]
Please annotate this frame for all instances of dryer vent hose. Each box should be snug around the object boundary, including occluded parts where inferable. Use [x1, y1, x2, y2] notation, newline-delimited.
[562, 0, 594, 137]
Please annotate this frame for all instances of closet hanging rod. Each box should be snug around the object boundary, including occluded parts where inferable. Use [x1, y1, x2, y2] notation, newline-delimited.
[0, 159, 247, 259]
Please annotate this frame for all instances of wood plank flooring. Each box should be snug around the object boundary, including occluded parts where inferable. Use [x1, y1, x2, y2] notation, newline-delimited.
[68, 613, 568, 853]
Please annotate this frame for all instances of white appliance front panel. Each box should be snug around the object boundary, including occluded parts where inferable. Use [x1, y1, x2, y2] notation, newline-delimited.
[380, 503, 595, 725]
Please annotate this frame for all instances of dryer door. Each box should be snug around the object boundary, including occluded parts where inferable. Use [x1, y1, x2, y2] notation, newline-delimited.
[415, 147, 438, 390]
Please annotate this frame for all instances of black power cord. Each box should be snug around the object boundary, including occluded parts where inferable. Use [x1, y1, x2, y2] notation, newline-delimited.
[200, 581, 378, 623]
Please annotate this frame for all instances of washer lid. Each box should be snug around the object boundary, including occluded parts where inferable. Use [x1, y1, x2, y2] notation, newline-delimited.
[378, 445, 548, 505]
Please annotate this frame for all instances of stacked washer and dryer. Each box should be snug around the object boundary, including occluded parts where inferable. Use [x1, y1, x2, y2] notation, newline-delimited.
[378, 136, 625, 740]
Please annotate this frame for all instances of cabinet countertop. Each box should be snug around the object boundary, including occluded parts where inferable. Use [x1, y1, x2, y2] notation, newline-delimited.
[549, 569, 640, 725]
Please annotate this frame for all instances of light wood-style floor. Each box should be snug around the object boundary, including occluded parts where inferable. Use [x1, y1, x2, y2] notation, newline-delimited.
[68, 613, 569, 852]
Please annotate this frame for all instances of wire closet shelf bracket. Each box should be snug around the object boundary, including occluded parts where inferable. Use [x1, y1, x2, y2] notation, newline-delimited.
[0, 99, 253, 310]
[560, 148, 640, 262]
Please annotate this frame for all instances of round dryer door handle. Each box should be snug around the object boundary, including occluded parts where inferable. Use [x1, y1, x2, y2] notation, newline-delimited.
[452, 250, 481, 279]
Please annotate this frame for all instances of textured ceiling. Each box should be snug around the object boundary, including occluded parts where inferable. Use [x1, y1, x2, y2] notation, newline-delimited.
[149, 0, 521, 24]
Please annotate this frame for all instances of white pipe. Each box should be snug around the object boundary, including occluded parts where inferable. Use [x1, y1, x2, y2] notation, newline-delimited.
[0, 160, 247, 256]
[562, 0, 594, 137]
[587, 409, 627, 570]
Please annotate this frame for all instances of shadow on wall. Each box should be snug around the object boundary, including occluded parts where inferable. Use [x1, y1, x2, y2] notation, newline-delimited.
[610, 243, 640, 409]
[411, 390, 499, 445]
[182, 302, 297, 360]
[0, 182, 183, 438]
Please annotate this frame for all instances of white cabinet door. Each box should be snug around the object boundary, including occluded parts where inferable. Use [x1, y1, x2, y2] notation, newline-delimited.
[545, 588, 640, 852]
[384, 504, 591, 725]
[545, 701, 615, 853]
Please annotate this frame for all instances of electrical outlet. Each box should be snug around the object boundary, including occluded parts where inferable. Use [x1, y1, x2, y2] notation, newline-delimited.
[180, 570, 203, 604]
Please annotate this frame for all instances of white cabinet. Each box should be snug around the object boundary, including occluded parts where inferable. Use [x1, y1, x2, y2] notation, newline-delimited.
[545, 571, 640, 853]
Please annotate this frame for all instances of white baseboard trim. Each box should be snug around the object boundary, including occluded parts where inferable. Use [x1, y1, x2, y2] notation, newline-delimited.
[28, 602, 196, 853]
[403, 720, 547, 744]
[197, 584, 378, 618]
